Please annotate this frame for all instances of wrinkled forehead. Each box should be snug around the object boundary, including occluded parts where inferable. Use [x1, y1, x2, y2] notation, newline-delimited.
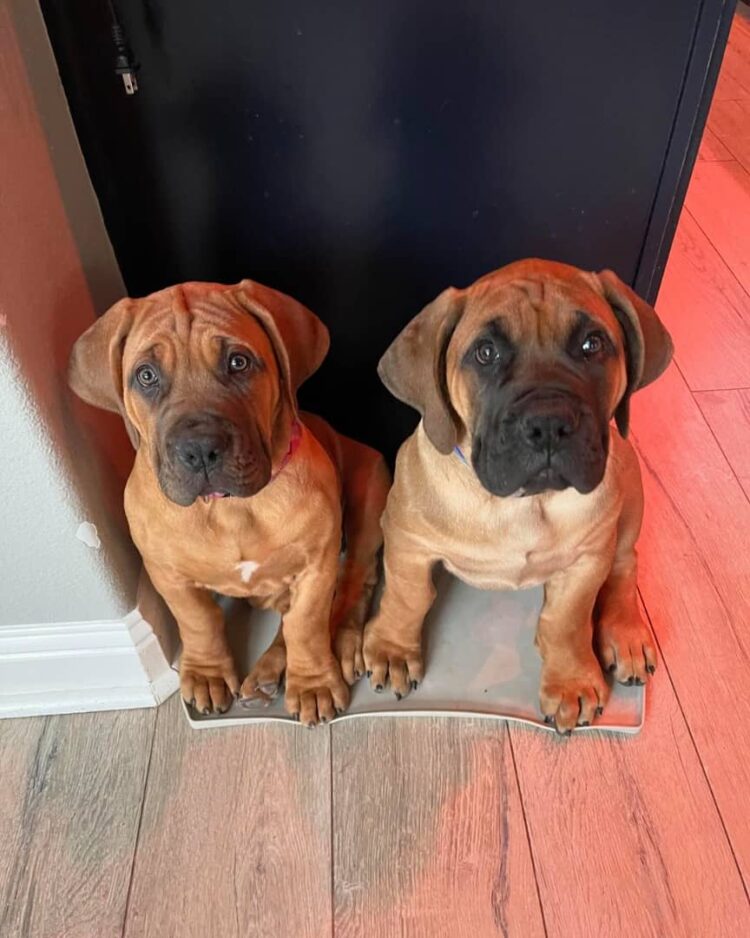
[454, 272, 622, 349]
[123, 285, 275, 367]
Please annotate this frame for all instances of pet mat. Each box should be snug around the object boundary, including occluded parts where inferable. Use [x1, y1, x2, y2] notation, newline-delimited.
[180, 570, 644, 733]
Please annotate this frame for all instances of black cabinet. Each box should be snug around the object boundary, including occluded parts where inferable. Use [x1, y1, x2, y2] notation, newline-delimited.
[42, 1, 733, 455]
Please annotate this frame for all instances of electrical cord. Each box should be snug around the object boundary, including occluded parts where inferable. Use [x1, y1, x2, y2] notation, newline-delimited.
[107, 0, 139, 94]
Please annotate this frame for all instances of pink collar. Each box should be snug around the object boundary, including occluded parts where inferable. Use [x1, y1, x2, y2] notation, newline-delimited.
[271, 419, 302, 479]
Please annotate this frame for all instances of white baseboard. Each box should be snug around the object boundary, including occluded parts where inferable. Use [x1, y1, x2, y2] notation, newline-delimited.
[0, 609, 179, 718]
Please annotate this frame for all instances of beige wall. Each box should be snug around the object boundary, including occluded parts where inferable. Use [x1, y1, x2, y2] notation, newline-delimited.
[0, 0, 141, 625]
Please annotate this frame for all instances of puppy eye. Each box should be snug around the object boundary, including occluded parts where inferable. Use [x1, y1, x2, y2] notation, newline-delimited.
[475, 341, 498, 365]
[228, 353, 250, 373]
[135, 364, 159, 388]
[581, 332, 605, 357]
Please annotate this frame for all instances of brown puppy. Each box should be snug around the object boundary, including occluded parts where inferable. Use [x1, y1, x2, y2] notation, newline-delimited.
[69, 279, 389, 725]
[364, 259, 673, 733]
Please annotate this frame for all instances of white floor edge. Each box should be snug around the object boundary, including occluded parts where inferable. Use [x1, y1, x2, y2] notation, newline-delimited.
[0, 609, 179, 719]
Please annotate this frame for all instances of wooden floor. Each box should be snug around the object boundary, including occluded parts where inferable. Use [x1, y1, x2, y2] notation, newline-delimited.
[4, 14, 750, 938]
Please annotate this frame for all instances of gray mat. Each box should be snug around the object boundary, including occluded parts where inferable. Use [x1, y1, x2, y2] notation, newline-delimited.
[181, 569, 644, 733]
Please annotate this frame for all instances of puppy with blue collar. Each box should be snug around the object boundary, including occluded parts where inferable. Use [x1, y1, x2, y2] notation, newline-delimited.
[364, 259, 673, 734]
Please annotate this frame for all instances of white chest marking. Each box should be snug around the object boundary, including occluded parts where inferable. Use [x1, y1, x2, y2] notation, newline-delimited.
[235, 560, 260, 583]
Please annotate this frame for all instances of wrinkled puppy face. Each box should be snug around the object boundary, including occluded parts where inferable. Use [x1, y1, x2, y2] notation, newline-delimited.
[69, 279, 329, 509]
[447, 269, 627, 497]
[122, 288, 281, 506]
[379, 258, 672, 501]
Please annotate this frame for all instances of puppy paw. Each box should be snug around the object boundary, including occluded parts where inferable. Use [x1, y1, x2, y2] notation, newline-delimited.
[181, 656, 240, 715]
[285, 658, 350, 727]
[539, 655, 609, 735]
[240, 641, 287, 705]
[334, 626, 365, 685]
[363, 629, 423, 700]
[596, 612, 656, 686]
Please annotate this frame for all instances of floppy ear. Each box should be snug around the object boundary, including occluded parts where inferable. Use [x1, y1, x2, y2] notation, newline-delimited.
[378, 287, 465, 454]
[234, 280, 329, 404]
[68, 298, 140, 448]
[597, 270, 674, 437]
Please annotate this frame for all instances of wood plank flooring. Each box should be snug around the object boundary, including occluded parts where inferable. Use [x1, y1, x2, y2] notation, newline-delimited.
[123, 695, 332, 938]
[332, 719, 545, 938]
[695, 388, 750, 499]
[0, 710, 156, 938]
[509, 665, 749, 937]
[2, 10, 750, 938]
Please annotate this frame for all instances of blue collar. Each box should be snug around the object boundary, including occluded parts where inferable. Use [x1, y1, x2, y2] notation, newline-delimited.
[453, 445, 468, 465]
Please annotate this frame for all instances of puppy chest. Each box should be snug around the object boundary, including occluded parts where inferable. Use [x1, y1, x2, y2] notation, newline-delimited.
[190, 543, 308, 599]
[183, 551, 264, 597]
[441, 517, 587, 590]
[443, 546, 573, 591]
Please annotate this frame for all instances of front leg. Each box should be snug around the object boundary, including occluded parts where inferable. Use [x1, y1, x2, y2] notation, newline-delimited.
[537, 552, 613, 734]
[595, 557, 656, 686]
[363, 533, 436, 699]
[146, 562, 240, 714]
[241, 621, 286, 703]
[595, 464, 657, 685]
[282, 550, 350, 726]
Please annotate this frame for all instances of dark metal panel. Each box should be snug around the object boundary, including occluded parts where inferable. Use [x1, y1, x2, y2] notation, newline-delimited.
[40, 1, 722, 455]
[634, 0, 736, 303]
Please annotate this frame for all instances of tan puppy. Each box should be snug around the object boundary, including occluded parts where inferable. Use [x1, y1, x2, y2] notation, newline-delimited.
[364, 259, 673, 733]
[69, 279, 389, 725]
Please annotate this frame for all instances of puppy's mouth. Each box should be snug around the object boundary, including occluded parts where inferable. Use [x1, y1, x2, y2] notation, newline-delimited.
[516, 466, 571, 497]
[187, 471, 271, 506]
[160, 474, 270, 507]
[470, 407, 608, 499]
[157, 413, 273, 507]
[201, 489, 232, 503]
[157, 460, 272, 507]
[476, 463, 572, 499]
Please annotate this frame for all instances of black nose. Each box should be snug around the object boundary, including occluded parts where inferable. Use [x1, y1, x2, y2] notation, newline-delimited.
[174, 431, 228, 474]
[521, 408, 577, 453]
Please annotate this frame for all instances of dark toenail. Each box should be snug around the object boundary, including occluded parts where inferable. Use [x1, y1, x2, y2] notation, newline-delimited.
[335, 708, 345, 716]
[646, 664, 655, 674]
[580, 721, 590, 727]
[634, 677, 644, 686]
[320, 716, 328, 723]
[375, 684, 383, 692]
[410, 680, 419, 691]
[595, 706, 604, 716]
[366, 671, 372, 678]
[564, 729, 572, 737]
[354, 671, 362, 680]
[543, 715, 554, 724]
[395, 692, 402, 700]
[607, 663, 616, 673]
[626, 676, 635, 686]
